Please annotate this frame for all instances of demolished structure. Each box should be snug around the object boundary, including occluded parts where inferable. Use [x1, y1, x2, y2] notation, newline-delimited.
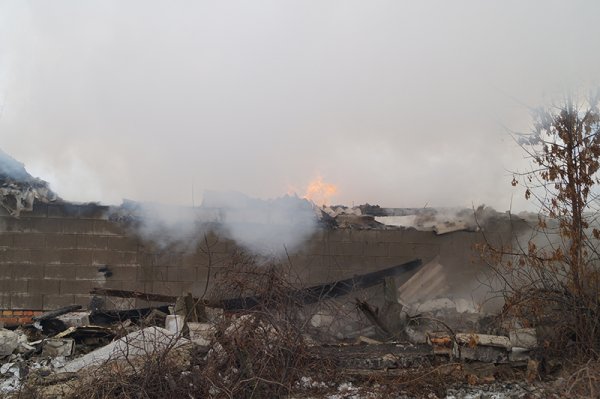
[0, 150, 550, 397]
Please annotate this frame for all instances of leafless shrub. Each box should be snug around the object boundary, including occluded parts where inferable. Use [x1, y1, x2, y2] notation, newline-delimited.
[202, 253, 332, 398]
[557, 360, 600, 398]
[480, 96, 600, 360]
[15, 253, 331, 399]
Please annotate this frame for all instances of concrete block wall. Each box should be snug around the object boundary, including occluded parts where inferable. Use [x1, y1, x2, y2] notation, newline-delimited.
[0, 202, 139, 318]
[0, 202, 520, 322]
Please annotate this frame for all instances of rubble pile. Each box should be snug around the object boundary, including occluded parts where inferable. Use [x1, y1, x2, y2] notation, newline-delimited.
[0, 285, 555, 398]
[0, 148, 59, 217]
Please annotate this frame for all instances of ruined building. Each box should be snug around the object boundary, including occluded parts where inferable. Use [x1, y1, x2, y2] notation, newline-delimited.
[0, 149, 527, 329]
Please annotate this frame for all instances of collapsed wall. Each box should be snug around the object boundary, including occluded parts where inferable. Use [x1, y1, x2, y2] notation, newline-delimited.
[0, 148, 532, 328]
[0, 199, 526, 326]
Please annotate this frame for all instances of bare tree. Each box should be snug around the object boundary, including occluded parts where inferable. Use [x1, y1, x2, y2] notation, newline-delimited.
[484, 95, 600, 359]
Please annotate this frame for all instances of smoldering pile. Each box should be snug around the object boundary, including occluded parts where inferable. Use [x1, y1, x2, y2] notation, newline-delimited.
[0, 148, 59, 217]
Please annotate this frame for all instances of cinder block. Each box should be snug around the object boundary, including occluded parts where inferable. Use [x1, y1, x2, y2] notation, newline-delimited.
[154, 251, 183, 268]
[48, 203, 79, 218]
[44, 264, 79, 280]
[0, 280, 27, 293]
[285, 254, 311, 269]
[62, 219, 95, 234]
[350, 230, 378, 243]
[5, 248, 32, 263]
[72, 295, 92, 309]
[75, 266, 106, 281]
[98, 280, 123, 290]
[181, 252, 210, 268]
[56, 311, 90, 327]
[294, 240, 327, 256]
[29, 202, 48, 218]
[0, 294, 11, 308]
[10, 293, 43, 310]
[107, 250, 126, 265]
[328, 242, 364, 256]
[120, 281, 150, 293]
[30, 248, 61, 264]
[28, 279, 61, 295]
[363, 242, 389, 257]
[120, 251, 139, 265]
[30, 218, 63, 234]
[376, 229, 413, 243]
[0, 265, 13, 279]
[388, 243, 415, 257]
[60, 249, 93, 265]
[106, 236, 139, 252]
[61, 280, 94, 295]
[77, 204, 109, 219]
[76, 235, 108, 250]
[110, 266, 138, 281]
[0, 233, 15, 247]
[13, 233, 46, 249]
[413, 243, 440, 263]
[46, 234, 77, 249]
[329, 255, 369, 272]
[326, 230, 352, 242]
[151, 281, 186, 296]
[93, 220, 126, 235]
[137, 266, 168, 282]
[0, 218, 28, 233]
[167, 267, 197, 282]
[12, 264, 44, 280]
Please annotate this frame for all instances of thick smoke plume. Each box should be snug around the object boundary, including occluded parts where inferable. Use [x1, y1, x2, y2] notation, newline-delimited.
[123, 191, 318, 259]
[2, 2, 600, 211]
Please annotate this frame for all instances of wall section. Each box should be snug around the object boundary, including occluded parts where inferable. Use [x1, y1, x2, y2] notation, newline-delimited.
[0, 202, 521, 324]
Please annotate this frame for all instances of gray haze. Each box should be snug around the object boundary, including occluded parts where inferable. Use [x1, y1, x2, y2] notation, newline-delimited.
[1, 1, 599, 211]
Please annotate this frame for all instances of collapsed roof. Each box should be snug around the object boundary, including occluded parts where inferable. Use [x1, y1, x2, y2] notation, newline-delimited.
[0, 148, 59, 216]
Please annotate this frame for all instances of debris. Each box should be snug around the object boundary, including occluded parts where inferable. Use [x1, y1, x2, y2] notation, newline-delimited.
[460, 345, 509, 363]
[0, 329, 18, 357]
[60, 326, 190, 373]
[526, 359, 540, 382]
[92, 259, 423, 311]
[455, 333, 511, 350]
[0, 148, 59, 217]
[187, 322, 214, 346]
[42, 338, 74, 357]
[90, 288, 179, 304]
[89, 305, 170, 325]
[54, 326, 114, 348]
[143, 308, 168, 326]
[165, 315, 185, 335]
[357, 336, 382, 345]
[56, 312, 90, 328]
[32, 305, 83, 323]
[509, 328, 537, 350]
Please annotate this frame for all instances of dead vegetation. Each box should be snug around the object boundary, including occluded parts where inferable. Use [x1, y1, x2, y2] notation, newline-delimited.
[11, 254, 330, 399]
[477, 97, 600, 396]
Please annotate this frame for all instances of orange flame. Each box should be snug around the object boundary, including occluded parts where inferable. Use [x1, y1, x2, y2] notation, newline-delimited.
[303, 176, 338, 206]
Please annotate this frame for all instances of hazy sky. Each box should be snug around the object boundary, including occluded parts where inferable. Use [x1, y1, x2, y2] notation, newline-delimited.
[1, 1, 599, 210]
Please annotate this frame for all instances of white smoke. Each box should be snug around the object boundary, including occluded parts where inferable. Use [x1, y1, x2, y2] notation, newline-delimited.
[120, 191, 318, 259]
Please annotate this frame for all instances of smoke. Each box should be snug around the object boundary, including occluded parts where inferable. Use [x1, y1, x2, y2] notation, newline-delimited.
[1, 2, 600, 211]
[204, 191, 318, 258]
[122, 191, 318, 259]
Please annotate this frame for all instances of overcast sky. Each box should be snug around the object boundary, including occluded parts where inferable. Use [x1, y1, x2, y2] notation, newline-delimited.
[1, 1, 599, 210]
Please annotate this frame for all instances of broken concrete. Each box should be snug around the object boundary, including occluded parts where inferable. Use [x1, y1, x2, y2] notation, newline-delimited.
[56, 312, 90, 328]
[0, 330, 18, 357]
[509, 328, 538, 350]
[187, 322, 214, 346]
[61, 326, 189, 373]
[42, 338, 74, 357]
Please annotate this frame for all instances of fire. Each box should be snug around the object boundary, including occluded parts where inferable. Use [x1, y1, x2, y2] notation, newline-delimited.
[303, 176, 338, 206]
